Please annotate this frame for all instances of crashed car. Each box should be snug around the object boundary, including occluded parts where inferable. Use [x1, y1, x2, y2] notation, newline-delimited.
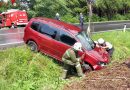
[23, 17, 110, 71]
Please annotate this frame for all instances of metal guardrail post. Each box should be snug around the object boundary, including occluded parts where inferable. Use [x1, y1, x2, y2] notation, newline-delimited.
[123, 24, 126, 32]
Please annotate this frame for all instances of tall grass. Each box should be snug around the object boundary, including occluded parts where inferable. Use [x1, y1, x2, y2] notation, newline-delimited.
[0, 47, 68, 90]
[92, 30, 130, 63]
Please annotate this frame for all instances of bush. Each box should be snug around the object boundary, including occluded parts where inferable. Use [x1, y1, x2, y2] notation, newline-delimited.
[124, 13, 130, 20]
[61, 14, 79, 23]
[91, 14, 101, 22]
[111, 14, 126, 20]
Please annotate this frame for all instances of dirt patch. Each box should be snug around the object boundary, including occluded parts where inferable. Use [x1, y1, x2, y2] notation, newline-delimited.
[64, 59, 130, 90]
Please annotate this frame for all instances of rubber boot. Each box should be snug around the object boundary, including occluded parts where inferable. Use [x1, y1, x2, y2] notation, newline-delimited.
[61, 70, 67, 79]
[75, 63, 84, 77]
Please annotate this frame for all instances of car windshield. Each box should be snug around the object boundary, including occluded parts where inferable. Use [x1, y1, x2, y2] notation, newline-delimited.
[76, 31, 95, 51]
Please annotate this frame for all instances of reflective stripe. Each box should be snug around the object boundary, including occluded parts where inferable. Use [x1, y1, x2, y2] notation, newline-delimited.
[76, 64, 80, 67]
[66, 50, 70, 57]
[62, 58, 66, 61]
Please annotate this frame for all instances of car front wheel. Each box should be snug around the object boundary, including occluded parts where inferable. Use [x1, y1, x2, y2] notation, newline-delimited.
[27, 41, 38, 52]
[82, 62, 93, 73]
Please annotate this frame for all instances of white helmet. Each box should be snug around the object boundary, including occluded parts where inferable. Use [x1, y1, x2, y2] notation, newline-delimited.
[98, 38, 105, 44]
[73, 42, 82, 51]
[56, 13, 59, 16]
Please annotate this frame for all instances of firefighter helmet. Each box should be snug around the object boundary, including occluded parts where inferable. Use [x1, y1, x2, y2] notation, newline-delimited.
[73, 42, 82, 51]
[98, 38, 105, 44]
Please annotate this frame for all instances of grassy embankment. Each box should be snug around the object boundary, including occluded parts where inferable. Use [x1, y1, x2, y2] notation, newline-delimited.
[0, 30, 130, 90]
[0, 47, 68, 90]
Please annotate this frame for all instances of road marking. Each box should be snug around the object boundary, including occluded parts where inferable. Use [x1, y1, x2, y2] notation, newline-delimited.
[0, 41, 24, 46]
[93, 28, 130, 33]
[0, 32, 24, 36]
[108, 24, 122, 25]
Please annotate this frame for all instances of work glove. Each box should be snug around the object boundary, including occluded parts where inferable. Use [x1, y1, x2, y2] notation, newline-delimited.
[76, 58, 82, 63]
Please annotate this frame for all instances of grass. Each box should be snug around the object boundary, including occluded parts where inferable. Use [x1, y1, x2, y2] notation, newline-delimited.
[0, 47, 69, 90]
[0, 30, 130, 90]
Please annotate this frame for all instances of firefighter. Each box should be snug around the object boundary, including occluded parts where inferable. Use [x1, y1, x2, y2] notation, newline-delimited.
[61, 42, 85, 79]
[55, 13, 60, 21]
[79, 13, 84, 30]
[97, 38, 114, 57]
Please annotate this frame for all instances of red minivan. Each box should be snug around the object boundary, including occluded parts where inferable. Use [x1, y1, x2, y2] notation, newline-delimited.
[23, 17, 110, 71]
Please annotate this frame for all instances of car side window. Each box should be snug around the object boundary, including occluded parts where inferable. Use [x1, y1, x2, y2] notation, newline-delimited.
[60, 31, 76, 46]
[31, 21, 40, 31]
[39, 23, 58, 39]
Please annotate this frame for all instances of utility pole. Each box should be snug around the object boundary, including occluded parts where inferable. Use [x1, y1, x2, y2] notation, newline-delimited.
[86, 0, 95, 36]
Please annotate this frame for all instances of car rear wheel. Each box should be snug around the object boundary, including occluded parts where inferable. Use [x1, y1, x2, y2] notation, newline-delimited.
[27, 41, 38, 52]
[11, 23, 17, 28]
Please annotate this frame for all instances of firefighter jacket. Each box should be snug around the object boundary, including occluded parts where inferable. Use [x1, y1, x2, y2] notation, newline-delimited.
[62, 48, 80, 65]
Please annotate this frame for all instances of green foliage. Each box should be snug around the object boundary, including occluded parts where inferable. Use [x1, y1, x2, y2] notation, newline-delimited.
[0, 46, 67, 90]
[111, 14, 126, 20]
[28, 0, 69, 18]
[65, 0, 130, 21]
[61, 13, 79, 23]
[1, 0, 130, 22]
[124, 13, 130, 20]
[92, 30, 130, 63]
[95, 0, 130, 20]
[91, 14, 101, 22]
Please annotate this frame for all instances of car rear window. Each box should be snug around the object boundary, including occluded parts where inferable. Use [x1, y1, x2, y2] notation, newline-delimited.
[31, 21, 40, 31]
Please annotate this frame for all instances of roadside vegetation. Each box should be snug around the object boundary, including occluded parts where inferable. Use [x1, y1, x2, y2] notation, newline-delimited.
[0, 30, 130, 90]
[1, 0, 130, 23]
[0, 47, 68, 90]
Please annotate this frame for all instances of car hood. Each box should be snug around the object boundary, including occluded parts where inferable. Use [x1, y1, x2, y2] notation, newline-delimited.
[85, 50, 108, 62]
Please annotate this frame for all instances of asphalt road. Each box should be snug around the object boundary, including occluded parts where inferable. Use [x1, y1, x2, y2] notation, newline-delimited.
[0, 27, 24, 50]
[75, 20, 130, 32]
[0, 20, 130, 50]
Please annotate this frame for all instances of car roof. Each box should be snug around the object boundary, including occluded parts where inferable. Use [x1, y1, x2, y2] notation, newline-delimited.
[31, 17, 81, 35]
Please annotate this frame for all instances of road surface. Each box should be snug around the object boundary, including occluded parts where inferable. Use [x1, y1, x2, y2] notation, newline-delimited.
[75, 20, 130, 32]
[0, 21, 130, 50]
[0, 28, 24, 50]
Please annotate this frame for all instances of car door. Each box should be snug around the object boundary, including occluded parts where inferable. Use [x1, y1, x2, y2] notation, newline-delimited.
[38, 23, 58, 57]
[52, 30, 77, 61]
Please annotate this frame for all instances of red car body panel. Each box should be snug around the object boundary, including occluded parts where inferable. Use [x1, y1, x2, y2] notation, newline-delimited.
[23, 17, 110, 70]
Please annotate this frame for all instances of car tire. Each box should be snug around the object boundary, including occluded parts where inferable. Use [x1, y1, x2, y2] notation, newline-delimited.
[11, 24, 15, 28]
[82, 62, 93, 73]
[27, 41, 38, 52]
[11, 23, 17, 28]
